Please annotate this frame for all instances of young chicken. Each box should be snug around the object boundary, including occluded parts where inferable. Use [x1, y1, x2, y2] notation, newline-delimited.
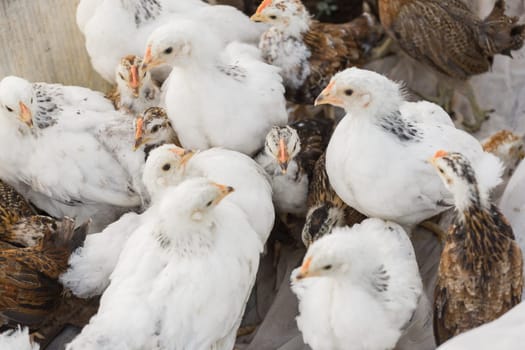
[108, 55, 162, 115]
[143, 20, 288, 156]
[316, 68, 502, 232]
[430, 150, 523, 345]
[256, 117, 333, 216]
[66, 178, 261, 350]
[378, 0, 525, 131]
[292, 218, 423, 350]
[251, 0, 383, 105]
[133, 107, 181, 157]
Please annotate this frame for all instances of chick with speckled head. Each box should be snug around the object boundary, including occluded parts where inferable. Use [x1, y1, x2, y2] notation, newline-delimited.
[111, 55, 161, 115]
[430, 149, 523, 345]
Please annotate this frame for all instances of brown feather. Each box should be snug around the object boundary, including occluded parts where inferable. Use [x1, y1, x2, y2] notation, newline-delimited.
[0, 217, 87, 328]
[288, 13, 383, 104]
[434, 204, 523, 344]
[379, 0, 525, 80]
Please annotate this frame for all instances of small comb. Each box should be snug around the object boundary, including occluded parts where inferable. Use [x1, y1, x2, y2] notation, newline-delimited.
[434, 150, 448, 158]
[255, 0, 272, 14]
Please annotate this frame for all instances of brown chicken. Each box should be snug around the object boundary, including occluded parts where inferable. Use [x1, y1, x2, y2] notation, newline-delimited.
[378, 0, 525, 131]
[0, 180, 78, 249]
[301, 152, 367, 247]
[430, 150, 523, 345]
[0, 217, 88, 329]
[251, 0, 383, 105]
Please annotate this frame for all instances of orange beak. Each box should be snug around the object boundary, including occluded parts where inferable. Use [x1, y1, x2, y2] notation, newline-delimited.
[314, 81, 344, 107]
[295, 257, 312, 280]
[129, 65, 140, 97]
[169, 147, 195, 167]
[211, 182, 235, 205]
[19, 101, 33, 127]
[277, 138, 289, 173]
[133, 117, 145, 150]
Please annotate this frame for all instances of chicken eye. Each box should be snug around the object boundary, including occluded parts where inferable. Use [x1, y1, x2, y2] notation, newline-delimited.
[5, 106, 13, 112]
[269, 15, 277, 20]
[438, 167, 444, 174]
[30, 98, 33, 103]
[164, 47, 173, 55]
[118, 73, 125, 80]
[206, 200, 213, 207]
[151, 125, 160, 133]
[323, 265, 332, 270]
[162, 163, 171, 171]
[344, 89, 354, 96]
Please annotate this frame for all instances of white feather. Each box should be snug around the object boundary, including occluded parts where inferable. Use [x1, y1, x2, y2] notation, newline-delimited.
[67, 178, 262, 349]
[0, 327, 39, 350]
[437, 302, 525, 350]
[80, 0, 265, 82]
[291, 218, 423, 350]
[325, 68, 500, 228]
[148, 21, 288, 155]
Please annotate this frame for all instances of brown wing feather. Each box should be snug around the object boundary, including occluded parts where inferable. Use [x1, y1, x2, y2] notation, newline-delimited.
[0, 218, 86, 327]
[293, 14, 381, 103]
[387, 1, 486, 80]
[434, 208, 523, 345]
[0, 250, 63, 327]
[291, 117, 334, 180]
[380, 0, 525, 80]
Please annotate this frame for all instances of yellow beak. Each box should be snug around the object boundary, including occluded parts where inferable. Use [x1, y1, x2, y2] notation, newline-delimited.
[169, 147, 195, 167]
[314, 81, 344, 107]
[250, 13, 269, 22]
[211, 182, 235, 205]
[142, 45, 164, 71]
[19, 101, 33, 127]
[295, 256, 313, 280]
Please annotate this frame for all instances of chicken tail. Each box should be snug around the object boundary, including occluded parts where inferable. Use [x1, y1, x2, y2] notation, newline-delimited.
[479, 0, 525, 57]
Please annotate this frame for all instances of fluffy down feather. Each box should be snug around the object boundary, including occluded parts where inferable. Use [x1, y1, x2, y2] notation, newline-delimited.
[81, 0, 264, 82]
[67, 178, 262, 349]
[322, 68, 502, 228]
[145, 21, 288, 155]
[0, 327, 39, 350]
[291, 218, 422, 350]
[0, 76, 142, 231]
[143, 145, 275, 244]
